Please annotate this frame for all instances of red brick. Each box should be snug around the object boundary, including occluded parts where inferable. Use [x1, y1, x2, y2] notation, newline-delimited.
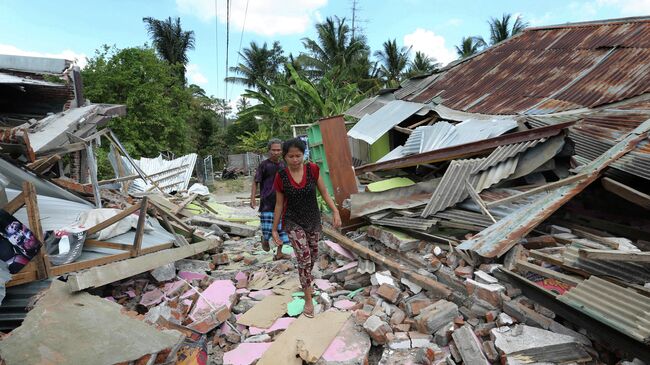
[377, 283, 401, 304]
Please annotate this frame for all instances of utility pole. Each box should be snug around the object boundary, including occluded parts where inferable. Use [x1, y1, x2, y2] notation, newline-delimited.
[351, 0, 358, 39]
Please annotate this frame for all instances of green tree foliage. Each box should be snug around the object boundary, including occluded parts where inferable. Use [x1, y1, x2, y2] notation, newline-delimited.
[374, 39, 411, 88]
[142, 16, 195, 82]
[226, 41, 286, 90]
[455, 36, 487, 58]
[407, 51, 440, 77]
[488, 14, 528, 45]
[82, 46, 192, 159]
[299, 16, 374, 90]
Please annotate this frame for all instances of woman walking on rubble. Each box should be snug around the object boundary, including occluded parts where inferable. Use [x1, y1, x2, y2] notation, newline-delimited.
[271, 138, 341, 318]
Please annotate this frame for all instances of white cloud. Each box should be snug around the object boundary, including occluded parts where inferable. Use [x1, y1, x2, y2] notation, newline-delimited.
[0, 44, 87, 68]
[176, 0, 327, 36]
[403, 28, 457, 66]
[529, 12, 554, 26]
[186, 63, 208, 85]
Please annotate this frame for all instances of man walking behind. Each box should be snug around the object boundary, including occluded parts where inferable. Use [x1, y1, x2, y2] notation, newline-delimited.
[251, 139, 290, 259]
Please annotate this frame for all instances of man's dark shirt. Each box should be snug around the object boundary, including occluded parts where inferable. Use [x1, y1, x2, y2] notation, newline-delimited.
[254, 159, 285, 212]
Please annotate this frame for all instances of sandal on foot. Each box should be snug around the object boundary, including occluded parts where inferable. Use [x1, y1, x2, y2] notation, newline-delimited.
[261, 240, 270, 252]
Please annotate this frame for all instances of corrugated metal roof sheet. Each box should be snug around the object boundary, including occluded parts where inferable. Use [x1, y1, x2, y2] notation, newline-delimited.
[421, 156, 518, 217]
[558, 276, 650, 343]
[0, 73, 66, 87]
[118, 153, 198, 194]
[471, 139, 545, 173]
[563, 245, 650, 284]
[458, 119, 650, 258]
[344, 93, 394, 119]
[401, 119, 518, 156]
[407, 19, 650, 115]
[347, 100, 427, 144]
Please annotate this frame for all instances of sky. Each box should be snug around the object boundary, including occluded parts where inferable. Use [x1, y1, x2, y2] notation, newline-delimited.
[1, 0, 649, 110]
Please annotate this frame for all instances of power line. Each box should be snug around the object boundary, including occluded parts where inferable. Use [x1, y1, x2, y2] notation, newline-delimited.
[214, 0, 219, 98]
[225, 0, 231, 102]
[229, 0, 249, 101]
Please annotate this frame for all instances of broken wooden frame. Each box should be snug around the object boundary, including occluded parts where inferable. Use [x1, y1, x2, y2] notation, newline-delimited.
[5, 189, 186, 287]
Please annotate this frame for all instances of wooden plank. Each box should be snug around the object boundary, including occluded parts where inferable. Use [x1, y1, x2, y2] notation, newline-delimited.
[465, 179, 496, 223]
[529, 249, 565, 266]
[323, 227, 451, 299]
[172, 194, 197, 215]
[188, 216, 256, 237]
[393, 125, 413, 135]
[516, 260, 582, 286]
[578, 249, 650, 263]
[85, 143, 102, 208]
[49, 252, 132, 276]
[148, 200, 194, 233]
[84, 240, 133, 251]
[26, 154, 61, 174]
[406, 116, 436, 130]
[486, 173, 588, 208]
[22, 182, 49, 279]
[3, 192, 25, 214]
[66, 239, 219, 291]
[6, 266, 38, 287]
[139, 243, 174, 255]
[602, 177, 650, 210]
[85, 203, 141, 236]
[97, 174, 138, 186]
[132, 198, 148, 256]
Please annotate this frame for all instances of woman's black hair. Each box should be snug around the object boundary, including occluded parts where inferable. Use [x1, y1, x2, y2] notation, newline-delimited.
[282, 138, 306, 157]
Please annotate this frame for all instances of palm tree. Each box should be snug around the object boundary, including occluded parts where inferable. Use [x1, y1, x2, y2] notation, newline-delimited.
[407, 51, 440, 77]
[488, 14, 529, 45]
[374, 39, 411, 87]
[299, 16, 370, 82]
[236, 97, 251, 112]
[226, 41, 286, 90]
[455, 36, 487, 59]
[142, 16, 195, 81]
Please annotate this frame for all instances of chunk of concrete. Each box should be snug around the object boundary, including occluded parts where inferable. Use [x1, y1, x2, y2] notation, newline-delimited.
[175, 259, 212, 273]
[415, 300, 459, 334]
[451, 324, 489, 364]
[249, 317, 295, 335]
[387, 332, 411, 350]
[377, 283, 401, 303]
[367, 225, 419, 252]
[151, 262, 176, 282]
[400, 277, 422, 294]
[0, 281, 184, 365]
[491, 325, 579, 355]
[317, 318, 371, 365]
[363, 315, 393, 345]
[371, 270, 397, 287]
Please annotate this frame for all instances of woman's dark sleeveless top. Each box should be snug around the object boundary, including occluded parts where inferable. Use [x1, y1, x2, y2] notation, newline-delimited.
[278, 164, 322, 233]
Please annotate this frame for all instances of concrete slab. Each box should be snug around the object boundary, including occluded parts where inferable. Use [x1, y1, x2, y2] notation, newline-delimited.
[317, 318, 371, 364]
[0, 281, 183, 365]
[334, 299, 358, 310]
[492, 325, 578, 355]
[223, 342, 273, 365]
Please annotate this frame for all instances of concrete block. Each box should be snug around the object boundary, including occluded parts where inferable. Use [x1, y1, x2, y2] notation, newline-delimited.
[465, 279, 505, 307]
[387, 332, 411, 350]
[409, 332, 434, 348]
[451, 324, 489, 364]
[390, 308, 406, 325]
[473, 270, 499, 285]
[150, 263, 176, 282]
[363, 315, 393, 345]
[454, 266, 473, 279]
[367, 225, 419, 252]
[491, 325, 579, 355]
[415, 300, 459, 335]
[405, 298, 434, 317]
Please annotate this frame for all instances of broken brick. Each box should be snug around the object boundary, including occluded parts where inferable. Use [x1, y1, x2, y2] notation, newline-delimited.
[377, 283, 401, 304]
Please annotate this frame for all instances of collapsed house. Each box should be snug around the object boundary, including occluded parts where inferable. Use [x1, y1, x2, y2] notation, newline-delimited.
[1, 16, 650, 365]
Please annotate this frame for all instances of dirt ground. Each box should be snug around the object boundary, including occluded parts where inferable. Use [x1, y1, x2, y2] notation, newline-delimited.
[210, 175, 254, 203]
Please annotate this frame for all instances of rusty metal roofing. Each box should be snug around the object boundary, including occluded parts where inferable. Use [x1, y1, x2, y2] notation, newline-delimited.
[370, 216, 436, 231]
[471, 139, 545, 173]
[407, 19, 650, 115]
[349, 179, 440, 218]
[558, 275, 650, 343]
[458, 119, 650, 258]
[433, 208, 495, 228]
